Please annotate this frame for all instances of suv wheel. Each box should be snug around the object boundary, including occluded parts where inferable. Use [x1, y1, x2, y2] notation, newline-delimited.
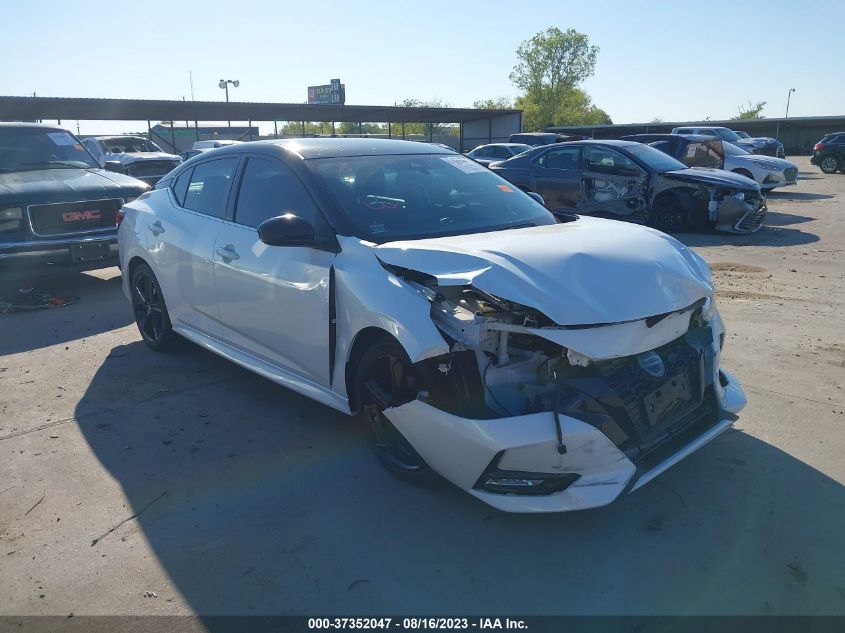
[820, 155, 840, 174]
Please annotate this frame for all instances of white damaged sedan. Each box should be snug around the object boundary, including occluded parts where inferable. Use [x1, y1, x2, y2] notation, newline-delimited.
[118, 139, 746, 513]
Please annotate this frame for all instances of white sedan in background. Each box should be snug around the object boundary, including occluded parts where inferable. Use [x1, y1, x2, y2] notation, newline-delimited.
[722, 142, 798, 191]
[466, 142, 533, 167]
[118, 138, 746, 513]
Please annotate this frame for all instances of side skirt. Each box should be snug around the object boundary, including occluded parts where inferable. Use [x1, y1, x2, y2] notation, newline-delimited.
[174, 323, 352, 416]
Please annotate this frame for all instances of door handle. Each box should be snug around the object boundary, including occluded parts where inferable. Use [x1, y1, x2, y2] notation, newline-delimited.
[148, 220, 164, 235]
[216, 244, 240, 262]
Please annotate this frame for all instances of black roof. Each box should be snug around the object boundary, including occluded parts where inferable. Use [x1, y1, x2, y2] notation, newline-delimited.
[210, 138, 457, 160]
[0, 121, 67, 131]
[621, 133, 714, 142]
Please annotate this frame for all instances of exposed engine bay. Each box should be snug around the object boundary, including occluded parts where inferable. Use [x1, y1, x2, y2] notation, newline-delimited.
[387, 264, 724, 467]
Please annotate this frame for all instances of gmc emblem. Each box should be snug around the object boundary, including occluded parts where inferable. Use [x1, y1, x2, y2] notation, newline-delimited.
[63, 210, 101, 222]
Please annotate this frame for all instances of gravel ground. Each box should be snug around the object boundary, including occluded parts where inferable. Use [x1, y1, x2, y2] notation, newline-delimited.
[0, 156, 843, 617]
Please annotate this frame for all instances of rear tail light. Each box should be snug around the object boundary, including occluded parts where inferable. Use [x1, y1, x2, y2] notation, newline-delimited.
[115, 208, 125, 227]
[814, 143, 823, 151]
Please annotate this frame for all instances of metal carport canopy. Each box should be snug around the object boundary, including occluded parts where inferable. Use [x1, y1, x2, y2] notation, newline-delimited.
[0, 96, 521, 124]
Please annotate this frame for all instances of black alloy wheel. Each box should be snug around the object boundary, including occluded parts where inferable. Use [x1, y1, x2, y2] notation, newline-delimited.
[131, 263, 181, 352]
[356, 339, 438, 485]
[649, 193, 689, 233]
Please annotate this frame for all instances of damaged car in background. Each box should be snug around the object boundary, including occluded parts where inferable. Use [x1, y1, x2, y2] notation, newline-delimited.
[118, 139, 746, 513]
[490, 140, 767, 233]
[82, 135, 181, 185]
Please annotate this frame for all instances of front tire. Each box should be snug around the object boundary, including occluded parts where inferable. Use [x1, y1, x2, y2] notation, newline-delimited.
[648, 192, 689, 233]
[820, 155, 840, 174]
[354, 339, 438, 485]
[130, 263, 182, 352]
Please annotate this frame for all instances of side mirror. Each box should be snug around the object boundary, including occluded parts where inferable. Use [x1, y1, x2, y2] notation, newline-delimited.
[526, 191, 546, 206]
[103, 161, 124, 173]
[257, 213, 315, 247]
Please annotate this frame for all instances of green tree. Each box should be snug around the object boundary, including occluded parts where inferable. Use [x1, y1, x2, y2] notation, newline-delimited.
[732, 100, 767, 120]
[396, 98, 457, 137]
[515, 87, 611, 131]
[472, 97, 514, 110]
[509, 27, 599, 130]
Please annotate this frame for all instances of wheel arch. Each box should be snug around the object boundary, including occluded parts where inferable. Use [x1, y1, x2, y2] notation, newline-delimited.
[345, 327, 403, 412]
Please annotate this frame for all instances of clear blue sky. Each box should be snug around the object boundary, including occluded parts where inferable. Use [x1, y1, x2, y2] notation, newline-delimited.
[2, 0, 842, 135]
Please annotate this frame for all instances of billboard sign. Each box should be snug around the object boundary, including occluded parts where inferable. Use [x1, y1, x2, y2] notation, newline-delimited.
[307, 78, 345, 105]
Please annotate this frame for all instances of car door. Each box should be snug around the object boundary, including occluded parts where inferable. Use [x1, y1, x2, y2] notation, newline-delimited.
[213, 155, 336, 387]
[151, 156, 240, 338]
[578, 146, 647, 219]
[529, 145, 583, 210]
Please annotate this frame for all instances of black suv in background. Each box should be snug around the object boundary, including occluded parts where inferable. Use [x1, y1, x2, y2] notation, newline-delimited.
[0, 123, 149, 268]
[811, 132, 845, 174]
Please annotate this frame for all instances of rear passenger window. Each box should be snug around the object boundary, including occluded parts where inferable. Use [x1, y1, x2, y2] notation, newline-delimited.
[172, 168, 192, 207]
[234, 157, 319, 229]
[183, 157, 239, 218]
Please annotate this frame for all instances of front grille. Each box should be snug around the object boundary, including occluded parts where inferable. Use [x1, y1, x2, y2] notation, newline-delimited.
[595, 334, 709, 448]
[784, 167, 798, 183]
[735, 204, 767, 232]
[126, 160, 178, 179]
[27, 198, 122, 237]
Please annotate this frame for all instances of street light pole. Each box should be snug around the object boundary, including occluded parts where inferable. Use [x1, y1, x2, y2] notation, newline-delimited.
[219, 79, 240, 127]
[776, 88, 796, 141]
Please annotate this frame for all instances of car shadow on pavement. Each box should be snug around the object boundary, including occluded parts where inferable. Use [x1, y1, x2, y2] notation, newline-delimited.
[74, 342, 845, 619]
[760, 211, 816, 227]
[0, 266, 131, 355]
[676, 224, 819, 248]
[766, 191, 834, 202]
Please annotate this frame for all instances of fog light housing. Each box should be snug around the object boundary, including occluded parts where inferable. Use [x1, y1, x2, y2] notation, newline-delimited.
[474, 452, 580, 496]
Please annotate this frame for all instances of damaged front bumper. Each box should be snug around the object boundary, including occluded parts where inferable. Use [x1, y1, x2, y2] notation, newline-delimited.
[385, 369, 745, 513]
[714, 196, 767, 234]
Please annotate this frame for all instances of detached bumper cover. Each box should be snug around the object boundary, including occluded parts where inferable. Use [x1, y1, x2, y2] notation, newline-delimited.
[715, 197, 767, 234]
[384, 369, 746, 513]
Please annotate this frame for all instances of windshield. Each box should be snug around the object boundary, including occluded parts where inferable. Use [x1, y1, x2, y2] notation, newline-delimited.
[723, 142, 751, 156]
[714, 128, 742, 142]
[511, 144, 533, 155]
[0, 127, 99, 172]
[99, 137, 163, 153]
[735, 131, 750, 139]
[308, 153, 556, 242]
[623, 143, 687, 172]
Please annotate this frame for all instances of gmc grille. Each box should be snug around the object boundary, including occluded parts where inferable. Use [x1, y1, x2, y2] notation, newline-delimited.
[28, 198, 122, 237]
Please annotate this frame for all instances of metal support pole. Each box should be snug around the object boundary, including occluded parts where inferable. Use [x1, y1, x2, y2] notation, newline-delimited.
[401, 122, 405, 139]
[274, 121, 278, 139]
[331, 121, 336, 136]
[301, 121, 305, 136]
[488, 117, 492, 143]
[429, 124, 433, 143]
[459, 122, 463, 152]
[194, 120, 199, 141]
[388, 121, 392, 138]
[248, 120, 253, 141]
[147, 119, 152, 140]
[170, 121, 176, 153]
[358, 122, 363, 136]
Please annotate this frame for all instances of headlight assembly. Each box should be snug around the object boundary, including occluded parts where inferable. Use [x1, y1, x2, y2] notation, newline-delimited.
[0, 206, 23, 233]
[753, 161, 780, 171]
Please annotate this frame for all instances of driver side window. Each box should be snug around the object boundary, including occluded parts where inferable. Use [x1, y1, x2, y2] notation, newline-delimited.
[234, 157, 319, 229]
[583, 146, 643, 177]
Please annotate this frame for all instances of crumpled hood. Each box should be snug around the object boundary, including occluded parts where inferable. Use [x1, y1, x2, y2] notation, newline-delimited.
[662, 167, 760, 191]
[110, 151, 181, 165]
[374, 216, 713, 326]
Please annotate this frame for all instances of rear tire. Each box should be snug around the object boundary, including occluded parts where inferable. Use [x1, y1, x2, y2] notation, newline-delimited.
[354, 338, 439, 486]
[130, 263, 182, 352]
[820, 155, 840, 174]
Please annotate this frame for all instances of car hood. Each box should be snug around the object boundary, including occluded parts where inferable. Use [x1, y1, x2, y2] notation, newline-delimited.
[109, 152, 181, 165]
[661, 167, 760, 191]
[728, 154, 796, 170]
[373, 216, 713, 326]
[0, 168, 148, 202]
